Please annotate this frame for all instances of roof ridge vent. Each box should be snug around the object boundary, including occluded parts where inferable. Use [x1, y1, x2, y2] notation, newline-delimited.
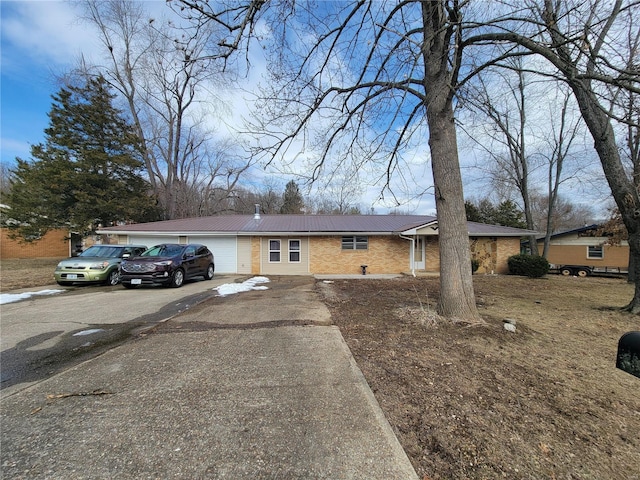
[254, 204, 261, 220]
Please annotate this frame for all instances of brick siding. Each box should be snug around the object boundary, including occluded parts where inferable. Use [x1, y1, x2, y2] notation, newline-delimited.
[1, 228, 70, 259]
[309, 236, 408, 274]
[245, 233, 521, 275]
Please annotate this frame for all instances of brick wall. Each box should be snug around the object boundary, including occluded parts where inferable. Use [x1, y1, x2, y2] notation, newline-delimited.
[245, 233, 522, 275]
[1, 228, 69, 259]
[309, 236, 408, 274]
[495, 237, 520, 274]
[425, 237, 440, 272]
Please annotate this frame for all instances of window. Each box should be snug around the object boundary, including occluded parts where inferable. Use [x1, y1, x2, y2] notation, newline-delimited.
[341, 236, 368, 250]
[269, 239, 281, 262]
[289, 240, 301, 262]
[587, 245, 604, 259]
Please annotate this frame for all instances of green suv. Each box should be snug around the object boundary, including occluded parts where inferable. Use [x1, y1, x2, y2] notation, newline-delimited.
[54, 244, 147, 286]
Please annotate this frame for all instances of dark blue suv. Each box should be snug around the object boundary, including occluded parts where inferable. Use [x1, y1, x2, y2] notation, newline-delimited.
[119, 244, 215, 288]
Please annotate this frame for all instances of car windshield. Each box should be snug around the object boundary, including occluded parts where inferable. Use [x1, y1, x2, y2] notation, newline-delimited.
[141, 245, 185, 257]
[78, 246, 124, 258]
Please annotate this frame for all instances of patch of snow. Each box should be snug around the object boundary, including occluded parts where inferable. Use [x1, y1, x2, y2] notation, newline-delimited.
[0, 289, 65, 305]
[73, 329, 106, 336]
[214, 276, 270, 297]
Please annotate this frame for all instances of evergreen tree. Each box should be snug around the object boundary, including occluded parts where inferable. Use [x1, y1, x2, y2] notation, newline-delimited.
[464, 201, 482, 223]
[280, 180, 305, 214]
[493, 200, 527, 229]
[7, 76, 160, 239]
[465, 198, 527, 229]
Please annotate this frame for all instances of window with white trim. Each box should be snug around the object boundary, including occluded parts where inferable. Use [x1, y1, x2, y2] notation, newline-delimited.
[587, 245, 604, 259]
[289, 239, 301, 262]
[341, 236, 368, 250]
[269, 239, 281, 262]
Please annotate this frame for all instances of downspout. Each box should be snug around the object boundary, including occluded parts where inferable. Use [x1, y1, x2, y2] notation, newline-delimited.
[399, 235, 416, 277]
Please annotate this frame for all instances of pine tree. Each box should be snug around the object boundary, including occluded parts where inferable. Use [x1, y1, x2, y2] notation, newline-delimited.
[280, 180, 305, 214]
[465, 198, 526, 229]
[7, 76, 160, 239]
[493, 200, 527, 229]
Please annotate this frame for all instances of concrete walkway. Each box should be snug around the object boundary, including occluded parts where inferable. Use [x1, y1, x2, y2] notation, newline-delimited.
[1, 276, 418, 479]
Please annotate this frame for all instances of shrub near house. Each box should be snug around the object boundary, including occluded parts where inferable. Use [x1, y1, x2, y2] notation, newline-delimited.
[508, 254, 550, 278]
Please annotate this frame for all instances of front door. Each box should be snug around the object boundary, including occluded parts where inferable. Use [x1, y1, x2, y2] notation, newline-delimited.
[413, 237, 425, 270]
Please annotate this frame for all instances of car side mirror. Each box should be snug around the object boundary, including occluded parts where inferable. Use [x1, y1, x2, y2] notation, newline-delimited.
[122, 253, 130, 258]
[617, 331, 640, 378]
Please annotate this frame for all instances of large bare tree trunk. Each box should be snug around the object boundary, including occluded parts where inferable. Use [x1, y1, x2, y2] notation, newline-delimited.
[571, 84, 640, 311]
[538, 0, 640, 312]
[428, 105, 480, 320]
[423, 2, 480, 322]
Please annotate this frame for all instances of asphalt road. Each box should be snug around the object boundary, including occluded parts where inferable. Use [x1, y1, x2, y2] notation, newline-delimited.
[0, 275, 240, 396]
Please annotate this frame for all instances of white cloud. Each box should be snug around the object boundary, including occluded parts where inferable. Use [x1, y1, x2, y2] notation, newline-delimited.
[1, 1, 98, 72]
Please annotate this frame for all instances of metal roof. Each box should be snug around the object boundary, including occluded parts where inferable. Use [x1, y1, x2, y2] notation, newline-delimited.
[97, 214, 537, 237]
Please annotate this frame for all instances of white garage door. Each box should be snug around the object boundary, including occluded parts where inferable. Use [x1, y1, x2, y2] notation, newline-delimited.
[125, 235, 238, 274]
[194, 237, 237, 274]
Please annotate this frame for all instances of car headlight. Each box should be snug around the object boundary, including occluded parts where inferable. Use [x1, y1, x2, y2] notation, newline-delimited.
[89, 261, 110, 270]
[153, 260, 173, 266]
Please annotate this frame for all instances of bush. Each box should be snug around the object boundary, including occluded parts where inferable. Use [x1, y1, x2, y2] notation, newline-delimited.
[508, 254, 550, 278]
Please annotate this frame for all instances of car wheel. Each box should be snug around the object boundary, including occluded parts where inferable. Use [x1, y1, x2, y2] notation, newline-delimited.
[56, 281, 73, 286]
[122, 282, 138, 289]
[576, 268, 590, 277]
[170, 269, 185, 288]
[104, 269, 120, 286]
[205, 264, 215, 280]
[560, 268, 573, 276]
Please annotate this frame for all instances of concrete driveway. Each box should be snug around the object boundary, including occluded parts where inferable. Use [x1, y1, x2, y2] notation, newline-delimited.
[1, 275, 240, 393]
[1, 275, 419, 479]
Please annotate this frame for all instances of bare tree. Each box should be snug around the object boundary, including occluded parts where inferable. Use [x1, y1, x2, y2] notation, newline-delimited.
[173, 0, 639, 313]
[81, 0, 252, 219]
[462, 57, 592, 258]
[172, 0, 482, 322]
[463, 63, 542, 254]
[308, 162, 365, 214]
[529, 193, 595, 232]
[607, 21, 640, 282]
[539, 89, 588, 256]
[466, 0, 640, 311]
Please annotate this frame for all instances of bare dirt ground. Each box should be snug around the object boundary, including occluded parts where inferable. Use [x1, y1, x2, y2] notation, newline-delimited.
[319, 274, 639, 480]
[3, 261, 638, 479]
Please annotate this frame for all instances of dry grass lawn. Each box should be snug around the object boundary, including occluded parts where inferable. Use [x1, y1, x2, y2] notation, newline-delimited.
[0, 258, 62, 291]
[321, 274, 639, 480]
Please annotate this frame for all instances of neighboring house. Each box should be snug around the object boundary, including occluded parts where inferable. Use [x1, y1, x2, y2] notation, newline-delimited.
[97, 213, 534, 276]
[0, 228, 71, 259]
[537, 224, 629, 271]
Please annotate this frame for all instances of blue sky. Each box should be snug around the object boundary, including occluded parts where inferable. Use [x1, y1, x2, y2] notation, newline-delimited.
[1, 1, 99, 167]
[0, 1, 434, 213]
[0, 1, 612, 216]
